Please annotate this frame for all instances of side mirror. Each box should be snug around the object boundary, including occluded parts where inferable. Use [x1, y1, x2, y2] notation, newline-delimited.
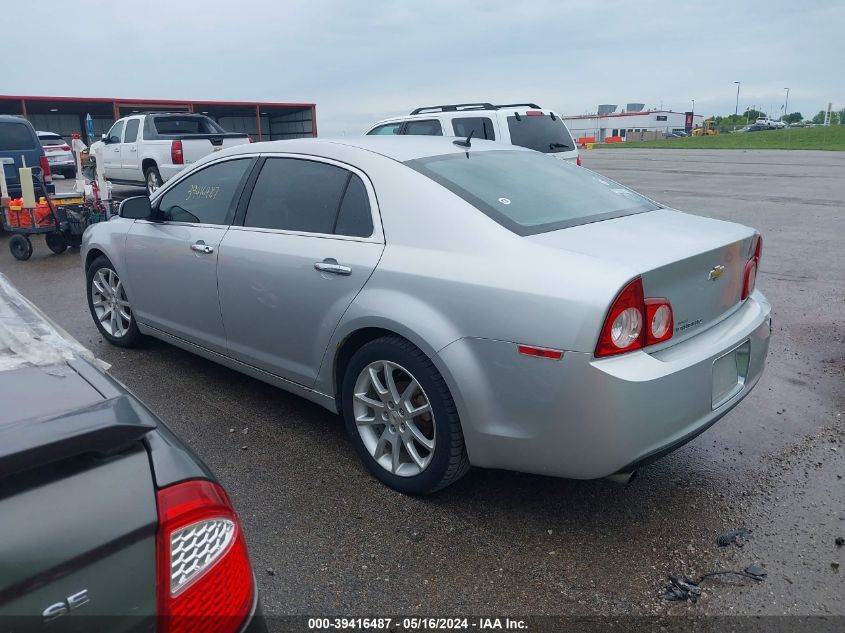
[119, 196, 152, 220]
[101, 133, 108, 143]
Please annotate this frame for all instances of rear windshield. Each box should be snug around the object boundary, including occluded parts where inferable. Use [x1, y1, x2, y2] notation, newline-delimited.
[0, 122, 36, 151]
[153, 116, 224, 135]
[39, 136, 65, 147]
[506, 114, 575, 153]
[405, 150, 659, 235]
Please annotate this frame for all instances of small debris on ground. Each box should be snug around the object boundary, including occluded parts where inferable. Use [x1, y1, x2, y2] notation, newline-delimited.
[832, 561, 840, 571]
[835, 537, 844, 547]
[659, 565, 767, 603]
[717, 527, 753, 547]
[266, 567, 275, 576]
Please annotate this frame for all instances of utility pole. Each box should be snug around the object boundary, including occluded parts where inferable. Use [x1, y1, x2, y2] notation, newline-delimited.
[783, 87, 789, 120]
[734, 81, 741, 116]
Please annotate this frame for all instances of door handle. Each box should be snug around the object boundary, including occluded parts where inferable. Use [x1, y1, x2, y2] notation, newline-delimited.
[190, 241, 214, 254]
[314, 258, 351, 276]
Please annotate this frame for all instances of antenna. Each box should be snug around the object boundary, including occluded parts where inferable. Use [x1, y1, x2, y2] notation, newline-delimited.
[452, 129, 475, 148]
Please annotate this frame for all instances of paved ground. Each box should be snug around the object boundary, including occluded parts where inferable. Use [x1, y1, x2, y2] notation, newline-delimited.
[1, 151, 842, 619]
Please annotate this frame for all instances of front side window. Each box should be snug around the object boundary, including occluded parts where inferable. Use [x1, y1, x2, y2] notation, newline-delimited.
[405, 150, 659, 236]
[123, 119, 140, 143]
[452, 117, 495, 140]
[107, 120, 124, 144]
[157, 158, 252, 225]
[367, 122, 402, 135]
[244, 158, 373, 237]
[403, 119, 442, 136]
[506, 114, 575, 153]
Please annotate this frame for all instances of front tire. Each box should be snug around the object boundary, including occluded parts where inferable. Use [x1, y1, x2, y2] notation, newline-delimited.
[144, 165, 162, 196]
[342, 336, 469, 494]
[86, 255, 141, 347]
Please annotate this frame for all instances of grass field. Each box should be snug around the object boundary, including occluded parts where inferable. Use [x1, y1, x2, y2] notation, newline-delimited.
[597, 125, 845, 151]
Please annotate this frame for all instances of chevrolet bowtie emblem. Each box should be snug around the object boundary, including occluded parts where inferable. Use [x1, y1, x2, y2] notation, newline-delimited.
[708, 265, 726, 281]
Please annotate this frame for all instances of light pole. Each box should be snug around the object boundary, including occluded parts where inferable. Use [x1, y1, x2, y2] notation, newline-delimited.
[783, 87, 790, 121]
[734, 81, 741, 116]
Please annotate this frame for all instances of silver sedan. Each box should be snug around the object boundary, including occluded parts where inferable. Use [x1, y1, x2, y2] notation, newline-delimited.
[81, 137, 771, 494]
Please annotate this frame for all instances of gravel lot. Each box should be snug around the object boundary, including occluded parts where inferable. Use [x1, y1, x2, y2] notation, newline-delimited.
[1, 150, 842, 621]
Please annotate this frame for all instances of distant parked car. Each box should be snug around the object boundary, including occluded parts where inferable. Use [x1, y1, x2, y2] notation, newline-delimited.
[0, 273, 266, 632]
[0, 115, 54, 197]
[90, 112, 251, 195]
[37, 131, 76, 179]
[366, 102, 581, 165]
[82, 137, 771, 494]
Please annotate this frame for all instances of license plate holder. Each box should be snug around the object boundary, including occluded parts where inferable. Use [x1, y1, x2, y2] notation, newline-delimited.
[712, 340, 750, 409]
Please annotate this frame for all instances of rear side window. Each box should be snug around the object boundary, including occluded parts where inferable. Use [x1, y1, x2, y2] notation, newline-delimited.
[506, 114, 575, 153]
[367, 122, 402, 135]
[403, 119, 442, 136]
[0, 122, 36, 150]
[39, 135, 65, 147]
[244, 158, 373, 237]
[452, 117, 495, 140]
[334, 175, 373, 237]
[157, 158, 252, 225]
[123, 119, 140, 143]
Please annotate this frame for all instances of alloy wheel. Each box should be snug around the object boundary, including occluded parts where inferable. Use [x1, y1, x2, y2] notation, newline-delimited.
[352, 361, 436, 477]
[91, 267, 132, 338]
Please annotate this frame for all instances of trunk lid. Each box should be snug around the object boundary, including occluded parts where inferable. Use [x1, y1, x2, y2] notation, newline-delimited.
[529, 208, 757, 341]
[0, 274, 158, 626]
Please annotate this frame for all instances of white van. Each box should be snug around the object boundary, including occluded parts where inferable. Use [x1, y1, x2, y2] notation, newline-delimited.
[366, 103, 581, 164]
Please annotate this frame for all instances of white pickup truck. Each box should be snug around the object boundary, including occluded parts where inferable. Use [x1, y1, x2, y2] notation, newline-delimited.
[91, 113, 251, 194]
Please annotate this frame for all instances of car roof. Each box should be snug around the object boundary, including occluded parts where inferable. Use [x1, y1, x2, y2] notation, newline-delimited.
[220, 136, 531, 163]
[36, 131, 63, 136]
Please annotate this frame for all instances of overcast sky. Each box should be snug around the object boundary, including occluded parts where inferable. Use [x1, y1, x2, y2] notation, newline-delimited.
[4, 0, 842, 135]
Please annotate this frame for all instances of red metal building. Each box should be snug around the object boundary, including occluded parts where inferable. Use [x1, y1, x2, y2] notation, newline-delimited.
[0, 95, 316, 144]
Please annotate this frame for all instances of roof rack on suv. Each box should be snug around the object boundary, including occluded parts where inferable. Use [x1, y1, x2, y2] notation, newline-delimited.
[410, 103, 495, 115]
[494, 103, 542, 110]
[409, 103, 543, 115]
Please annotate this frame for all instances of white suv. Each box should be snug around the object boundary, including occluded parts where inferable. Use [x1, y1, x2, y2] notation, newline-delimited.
[366, 103, 580, 164]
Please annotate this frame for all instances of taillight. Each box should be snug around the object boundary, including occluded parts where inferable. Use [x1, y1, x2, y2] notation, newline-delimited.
[39, 155, 52, 182]
[596, 278, 674, 357]
[576, 155, 582, 167]
[171, 140, 184, 165]
[742, 234, 762, 300]
[645, 298, 674, 345]
[156, 480, 253, 633]
[61, 145, 71, 151]
[526, 110, 544, 116]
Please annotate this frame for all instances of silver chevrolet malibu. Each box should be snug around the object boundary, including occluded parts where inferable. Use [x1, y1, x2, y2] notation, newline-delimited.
[82, 137, 771, 494]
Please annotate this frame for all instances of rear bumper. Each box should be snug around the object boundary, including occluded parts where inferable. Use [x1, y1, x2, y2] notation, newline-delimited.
[437, 291, 771, 479]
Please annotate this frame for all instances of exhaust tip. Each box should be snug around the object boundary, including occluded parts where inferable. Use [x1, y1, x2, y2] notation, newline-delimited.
[606, 470, 638, 485]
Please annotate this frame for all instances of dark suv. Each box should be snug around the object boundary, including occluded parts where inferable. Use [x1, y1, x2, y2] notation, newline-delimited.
[0, 115, 54, 197]
[0, 274, 265, 633]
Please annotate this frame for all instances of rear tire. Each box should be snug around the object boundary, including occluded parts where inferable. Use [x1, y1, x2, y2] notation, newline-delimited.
[144, 165, 162, 196]
[342, 336, 470, 495]
[86, 255, 142, 347]
[9, 234, 33, 261]
[46, 232, 68, 254]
